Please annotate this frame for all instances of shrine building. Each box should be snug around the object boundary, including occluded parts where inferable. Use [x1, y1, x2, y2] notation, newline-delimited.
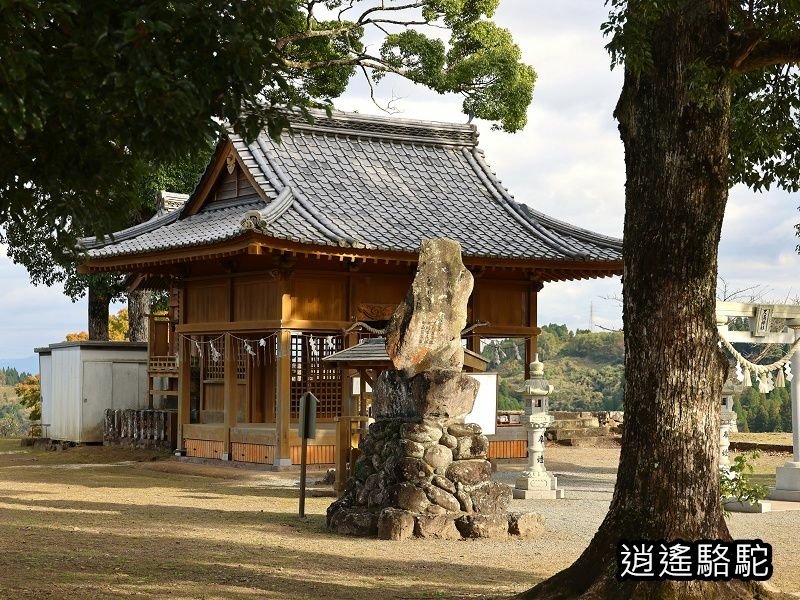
[80, 110, 623, 467]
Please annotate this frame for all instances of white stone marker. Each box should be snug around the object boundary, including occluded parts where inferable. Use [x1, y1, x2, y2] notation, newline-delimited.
[513, 355, 564, 500]
[719, 379, 738, 471]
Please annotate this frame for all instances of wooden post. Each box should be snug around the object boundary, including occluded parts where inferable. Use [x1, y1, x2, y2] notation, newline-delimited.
[176, 334, 192, 453]
[274, 328, 292, 468]
[223, 333, 237, 460]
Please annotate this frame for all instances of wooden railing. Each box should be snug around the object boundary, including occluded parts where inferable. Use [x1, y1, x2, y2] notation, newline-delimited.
[148, 355, 178, 373]
[104, 409, 178, 451]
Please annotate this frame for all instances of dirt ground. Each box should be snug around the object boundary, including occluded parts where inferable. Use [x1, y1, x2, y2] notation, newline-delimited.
[0, 438, 797, 599]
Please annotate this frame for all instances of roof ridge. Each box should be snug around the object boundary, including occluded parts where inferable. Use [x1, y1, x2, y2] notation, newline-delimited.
[79, 209, 180, 250]
[255, 134, 368, 248]
[462, 148, 585, 260]
[469, 150, 623, 252]
[286, 108, 478, 148]
[240, 186, 294, 232]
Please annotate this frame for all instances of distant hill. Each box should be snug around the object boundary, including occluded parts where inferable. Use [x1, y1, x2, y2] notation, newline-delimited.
[483, 325, 624, 412]
[0, 356, 39, 376]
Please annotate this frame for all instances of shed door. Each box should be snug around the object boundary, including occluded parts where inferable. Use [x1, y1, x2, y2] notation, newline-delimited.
[82, 361, 112, 442]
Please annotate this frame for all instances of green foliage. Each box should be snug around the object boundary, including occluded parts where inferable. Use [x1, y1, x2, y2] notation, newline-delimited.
[484, 327, 625, 412]
[735, 384, 791, 432]
[720, 451, 770, 514]
[0, 403, 27, 437]
[601, 1, 800, 195]
[0, 368, 32, 387]
[0, 0, 534, 242]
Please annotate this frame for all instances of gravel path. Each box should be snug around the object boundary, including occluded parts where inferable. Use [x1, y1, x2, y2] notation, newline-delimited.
[495, 446, 800, 596]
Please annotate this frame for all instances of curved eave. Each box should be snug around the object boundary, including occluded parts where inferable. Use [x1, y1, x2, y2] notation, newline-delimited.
[79, 231, 623, 283]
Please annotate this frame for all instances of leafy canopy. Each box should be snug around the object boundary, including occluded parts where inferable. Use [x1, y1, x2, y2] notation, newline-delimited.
[0, 0, 534, 242]
[602, 0, 800, 194]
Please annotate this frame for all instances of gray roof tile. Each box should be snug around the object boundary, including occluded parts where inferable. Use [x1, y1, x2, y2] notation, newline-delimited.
[84, 110, 622, 263]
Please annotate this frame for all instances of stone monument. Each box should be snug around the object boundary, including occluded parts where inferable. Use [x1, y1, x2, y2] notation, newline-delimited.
[327, 238, 543, 540]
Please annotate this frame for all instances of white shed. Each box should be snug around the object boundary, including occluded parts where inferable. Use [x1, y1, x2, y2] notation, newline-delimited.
[36, 341, 149, 443]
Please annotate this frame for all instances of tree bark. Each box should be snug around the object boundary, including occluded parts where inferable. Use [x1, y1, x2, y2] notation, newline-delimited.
[88, 285, 111, 341]
[520, 3, 780, 598]
[127, 289, 150, 342]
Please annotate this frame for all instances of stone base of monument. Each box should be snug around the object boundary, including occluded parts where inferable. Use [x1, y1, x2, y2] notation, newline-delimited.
[327, 418, 545, 540]
[723, 498, 772, 513]
[768, 462, 800, 502]
[513, 474, 564, 500]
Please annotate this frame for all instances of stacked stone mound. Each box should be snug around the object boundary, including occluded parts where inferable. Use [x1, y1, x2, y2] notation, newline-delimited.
[327, 417, 542, 539]
[327, 238, 544, 540]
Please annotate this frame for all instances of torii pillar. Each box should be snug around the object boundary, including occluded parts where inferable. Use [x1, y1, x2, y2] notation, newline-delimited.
[770, 319, 800, 501]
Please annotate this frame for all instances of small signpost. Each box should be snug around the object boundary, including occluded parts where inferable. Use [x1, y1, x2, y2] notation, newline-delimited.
[298, 391, 318, 518]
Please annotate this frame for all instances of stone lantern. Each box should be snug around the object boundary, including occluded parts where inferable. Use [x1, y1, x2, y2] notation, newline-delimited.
[720, 374, 740, 471]
[513, 355, 564, 499]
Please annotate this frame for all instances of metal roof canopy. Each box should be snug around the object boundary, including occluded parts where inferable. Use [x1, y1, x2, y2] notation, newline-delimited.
[323, 337, 488, 372]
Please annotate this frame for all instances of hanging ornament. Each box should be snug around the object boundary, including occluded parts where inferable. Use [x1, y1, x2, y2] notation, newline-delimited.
[259, 337, 267, 348]
[513, 343, 522, 361]
[244, 341, 256, 357]
[776, 366, 785, 388]
[743, 365, 752, 387]
[325, 335, 336, 353]
[194, 339, 202, 358]
[498, 344, 506, 360]
[309, 336, 319, 358]
[758, 372, 769, 393]
[210, 340, 221, 362]
[735, 362, 744, 383]
[766, 371, 775, 392]
[785, 363, 793, 382]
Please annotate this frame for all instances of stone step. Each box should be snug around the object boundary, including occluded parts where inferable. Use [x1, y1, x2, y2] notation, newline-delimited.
[553, 426, 611, 440]
[557, 437, 606, 448]
[551, 418, 600, 429]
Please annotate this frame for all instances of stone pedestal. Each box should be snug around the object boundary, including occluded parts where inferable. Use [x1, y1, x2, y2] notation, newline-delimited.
[769, 462, 800, 501]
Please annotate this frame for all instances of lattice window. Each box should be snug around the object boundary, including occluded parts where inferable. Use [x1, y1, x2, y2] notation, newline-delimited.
[290, 332, 343, 420]
[203, 335, 225, 380]
[236, 338, 248, 382]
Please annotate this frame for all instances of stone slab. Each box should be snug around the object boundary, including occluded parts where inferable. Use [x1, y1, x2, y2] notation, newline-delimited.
[767, 489, 800, 502]
[723, 499, 771, 513]
[513, 488, 565, 500]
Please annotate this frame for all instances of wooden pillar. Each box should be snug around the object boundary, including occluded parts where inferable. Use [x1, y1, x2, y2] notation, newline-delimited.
[274, 328, 292, 467]
[223, 333, 237, 460]
[526, 282, 544, 379]
[176, 336, 192, 452]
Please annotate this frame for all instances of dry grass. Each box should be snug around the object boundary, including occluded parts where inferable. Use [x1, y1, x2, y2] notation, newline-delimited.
[730, 432, 793, 447]
[0, 437, 797, 599]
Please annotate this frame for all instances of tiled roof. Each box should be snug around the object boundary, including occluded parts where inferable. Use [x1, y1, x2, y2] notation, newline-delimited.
[83, 110, 622, 263]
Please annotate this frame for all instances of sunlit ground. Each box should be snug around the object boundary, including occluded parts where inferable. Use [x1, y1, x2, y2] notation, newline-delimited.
[0, 437, 796, 599]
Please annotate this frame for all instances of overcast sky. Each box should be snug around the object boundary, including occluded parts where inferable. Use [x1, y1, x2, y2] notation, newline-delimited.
[2, 0, 799, 359]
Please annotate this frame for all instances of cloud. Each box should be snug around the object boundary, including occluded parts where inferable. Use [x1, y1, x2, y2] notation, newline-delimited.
[2, 2, 799, 357]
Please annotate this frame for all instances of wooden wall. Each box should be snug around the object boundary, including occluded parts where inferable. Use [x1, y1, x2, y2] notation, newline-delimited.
[181, 267, 538, 329]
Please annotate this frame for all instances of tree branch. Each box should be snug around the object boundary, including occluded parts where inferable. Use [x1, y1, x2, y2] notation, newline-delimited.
[733, 33, 800, 72]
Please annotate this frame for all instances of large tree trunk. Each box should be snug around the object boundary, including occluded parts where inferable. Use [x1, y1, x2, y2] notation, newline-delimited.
[127, 289, 150, 342]
[88, 285, 111, 341]
[520, 3, 776, 599]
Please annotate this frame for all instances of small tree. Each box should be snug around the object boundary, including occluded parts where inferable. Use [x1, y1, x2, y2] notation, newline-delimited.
[15, 375, 41, 421]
